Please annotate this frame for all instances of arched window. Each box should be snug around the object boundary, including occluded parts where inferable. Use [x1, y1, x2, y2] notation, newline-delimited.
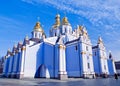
[55, 33, 56, 36]
[95, 52, 96, 56]
[35, 33, 37, 37]
[87, 63, 90, 69]
[75, 45, 78, 50]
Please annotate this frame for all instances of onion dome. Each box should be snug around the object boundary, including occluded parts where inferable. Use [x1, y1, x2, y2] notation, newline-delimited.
[78, 25, 83, 31]
[53, 14, 60, 28]
[33, 21, 44, 33]
[62, 17, 70, 25]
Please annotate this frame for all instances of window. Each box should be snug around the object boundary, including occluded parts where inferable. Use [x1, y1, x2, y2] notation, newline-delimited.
[55, 33, 56, 36]
[75, 45, 78, 50]
[87, 63, 90, 69]
[86, 46, 88, 51]
[95, 52, 96, 56]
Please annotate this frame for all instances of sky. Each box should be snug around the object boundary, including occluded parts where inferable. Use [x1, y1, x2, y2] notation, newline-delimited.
[0, 0, 120, 61]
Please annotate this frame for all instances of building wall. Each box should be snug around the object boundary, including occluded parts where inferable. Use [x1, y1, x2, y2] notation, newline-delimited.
[80, 38, 94, 77]
[107, 59, 114, 75]
[43, 42, 55, 78]
[12, 53, 19, 75]
[66, 42, 81, 77]
[24, 43, 43, 78]
[93, 49, 101, 74]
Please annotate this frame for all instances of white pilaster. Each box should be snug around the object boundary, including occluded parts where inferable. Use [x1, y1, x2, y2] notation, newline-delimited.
[112, 60, 116, 73]
[58, 44, 68, 80]
[17, 46, 26, 79]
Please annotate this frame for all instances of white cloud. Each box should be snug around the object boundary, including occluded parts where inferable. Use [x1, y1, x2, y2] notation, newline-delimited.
[22, 0, 120, 60]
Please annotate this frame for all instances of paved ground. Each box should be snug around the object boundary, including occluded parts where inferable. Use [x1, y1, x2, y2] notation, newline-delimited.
[0, 77, 120, 86]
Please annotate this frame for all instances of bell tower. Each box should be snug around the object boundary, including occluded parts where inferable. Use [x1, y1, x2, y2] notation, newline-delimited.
[61, 16, 72, 35]
[32, 21, 45, 39]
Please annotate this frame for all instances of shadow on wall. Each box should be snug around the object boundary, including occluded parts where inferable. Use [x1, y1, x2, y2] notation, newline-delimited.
[35, 64, 50, 78]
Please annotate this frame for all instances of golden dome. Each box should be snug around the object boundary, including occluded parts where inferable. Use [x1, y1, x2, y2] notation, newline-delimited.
[34, 22, 44, 32]
[53, 14, 60, 28]
[62, 17, 69, 25]
[78, 25, 83, 31]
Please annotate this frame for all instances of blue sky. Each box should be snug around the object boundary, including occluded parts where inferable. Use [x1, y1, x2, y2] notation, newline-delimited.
[0, 0, 120, 61]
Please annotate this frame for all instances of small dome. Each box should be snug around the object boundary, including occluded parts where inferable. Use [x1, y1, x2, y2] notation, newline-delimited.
[62, 17, 69, 25]
[34, 22, 44, 32]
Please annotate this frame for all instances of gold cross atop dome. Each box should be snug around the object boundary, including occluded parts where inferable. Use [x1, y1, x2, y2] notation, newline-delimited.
[34, 21, 44, 32]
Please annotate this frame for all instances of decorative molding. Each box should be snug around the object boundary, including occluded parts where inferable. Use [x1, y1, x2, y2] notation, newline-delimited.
[59, 44, 66, 49]
[89, 54, 92, 56]
[21, 46, 26, 51]
[81, 51, 86, 54]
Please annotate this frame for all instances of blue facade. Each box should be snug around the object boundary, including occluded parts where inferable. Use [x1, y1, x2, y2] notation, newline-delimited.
[5, 58, 10, 75]
[3, 15, 116, 79]
[107, 59, 114, 75]
[66, 42, 82, 77]
[93, 55, 101, 74]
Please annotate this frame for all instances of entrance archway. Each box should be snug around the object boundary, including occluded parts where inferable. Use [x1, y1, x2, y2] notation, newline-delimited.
[35, 64, 50, 78]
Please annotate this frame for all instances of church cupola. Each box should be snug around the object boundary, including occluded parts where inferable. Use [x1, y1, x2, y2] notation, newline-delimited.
[62, 17, 69, 25]
[32, 21, 44, 39]
[50, 14, 60, 37]
[61, 16, 72, 35]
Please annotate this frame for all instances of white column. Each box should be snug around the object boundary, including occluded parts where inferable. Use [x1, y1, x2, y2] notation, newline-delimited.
[89, 55, 94, 74]
[58, 44, 68, 80]
[112, 60, 116, 73]
[105, 59, 109, 74]
[100, 58, 104, 74]
[17, 46, 26, 79]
